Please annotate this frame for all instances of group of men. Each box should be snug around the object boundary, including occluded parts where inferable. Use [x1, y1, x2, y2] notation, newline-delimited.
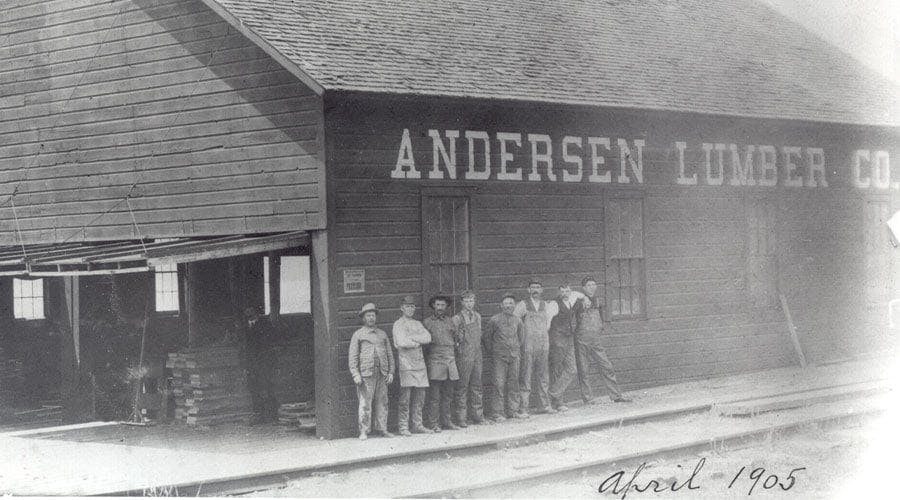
[347, 276, 631, 440]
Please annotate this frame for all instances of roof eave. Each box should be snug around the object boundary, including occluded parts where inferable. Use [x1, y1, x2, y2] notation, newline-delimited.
[199, 0, 325, 96]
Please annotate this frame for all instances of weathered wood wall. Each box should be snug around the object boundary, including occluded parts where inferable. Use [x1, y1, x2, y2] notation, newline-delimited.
[318, 94, 899, 437]
[0, 0, 324, 245]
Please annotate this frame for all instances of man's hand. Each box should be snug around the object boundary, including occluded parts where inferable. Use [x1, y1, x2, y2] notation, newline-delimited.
[352, 374, 362, 385]
[386, 373, 394, 385]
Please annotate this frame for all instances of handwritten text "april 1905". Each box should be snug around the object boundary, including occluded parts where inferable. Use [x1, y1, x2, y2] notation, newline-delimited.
[598, 458, 806, 498]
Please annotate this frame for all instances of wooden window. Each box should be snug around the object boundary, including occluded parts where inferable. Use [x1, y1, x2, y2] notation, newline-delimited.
[605, 196, 645, 319]
[154, 263, 180, 312]
[13, 278, 44, 320]
[423, 196, 471, 300]
[264, 255, 311, 315]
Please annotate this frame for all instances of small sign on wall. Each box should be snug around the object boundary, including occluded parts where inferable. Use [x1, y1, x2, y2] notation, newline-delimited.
[343, 269, 365, 294]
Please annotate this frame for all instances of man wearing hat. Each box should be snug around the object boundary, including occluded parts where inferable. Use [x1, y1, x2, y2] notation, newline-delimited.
[574, 276, 631, 404]
[243, 305, 279, 425]
[451, 290, 484, 427]
[391, 295, 433, 436]
[348, 303, 396, 440]
[422, 294, 460, 431]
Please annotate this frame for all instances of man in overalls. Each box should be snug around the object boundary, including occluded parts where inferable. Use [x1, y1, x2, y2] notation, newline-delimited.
[485, 294, 525, 421]
[423, 295, 460, 431]
[513, 280, 559, 416]
[547, 284, 584, 412]
[451, 290, 484, 427]
[574, 276, 632, 404]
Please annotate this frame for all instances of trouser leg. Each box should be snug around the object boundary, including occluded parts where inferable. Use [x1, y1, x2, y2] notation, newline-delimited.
[372, 374, 388, 432]
[507, 356, 521, 415]
[575, 338, 594, 402]
[439, 380, 454, 427]
[586, 342, 623, 400]
[426, 381, 440, 429]
[469, 348, 483, 421]
[356, 377, 375, 434]
[398, 386, 411, 432]
[492, 355, 508, 418]
[519, 346, 534, 411]
[548, 338, 577, 404]
[534, 340, 550, 409]
[454, 350, 473, 424]
[411, 387, 426, 430]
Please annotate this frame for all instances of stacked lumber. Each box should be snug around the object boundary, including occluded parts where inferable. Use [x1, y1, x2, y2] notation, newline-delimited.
[166, 346, 252, 426]
[278, 401, 315, 431]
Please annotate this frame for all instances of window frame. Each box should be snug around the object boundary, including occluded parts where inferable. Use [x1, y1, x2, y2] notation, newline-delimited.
[420, 188, 476, 310]
[153, 262, 181, 315]
[265, 253, 312, 316]
[12, 277, 45, 321]
[604, 191, 648, 321]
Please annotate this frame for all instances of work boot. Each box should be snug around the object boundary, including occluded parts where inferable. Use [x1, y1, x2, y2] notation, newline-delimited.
[379, 430, 395, 438]
[359, 432, 367, 440]
[456, 420, 469, 428]
[430, 426, 442, 433]
[399, 429, 412, 437]
[514, 410, 530, 419]
[411, 426, 433, 434]
[583, 398, 599, 405]
[492, 415, 507, 423]
[442, 422, 460, 431]
[555, 405, 569, 412]
[612, 396, 633, 403]
[536, 406, 557, 414]
[470, 417, 484, 425]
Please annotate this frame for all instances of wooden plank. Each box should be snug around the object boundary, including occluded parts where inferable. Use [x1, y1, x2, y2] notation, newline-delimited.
[715, 381, 886, 416]
[779, 293, 808, 368]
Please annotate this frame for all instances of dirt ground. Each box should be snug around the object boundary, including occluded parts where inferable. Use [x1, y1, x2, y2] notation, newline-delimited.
[503, 415, 880, 498]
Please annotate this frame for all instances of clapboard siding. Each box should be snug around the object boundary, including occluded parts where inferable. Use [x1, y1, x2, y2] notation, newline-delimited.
[0, 0, 325, 245]
[319, 93, 897, 437]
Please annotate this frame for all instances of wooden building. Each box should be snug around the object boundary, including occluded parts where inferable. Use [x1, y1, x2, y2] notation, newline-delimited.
[1, 0, 898, 438]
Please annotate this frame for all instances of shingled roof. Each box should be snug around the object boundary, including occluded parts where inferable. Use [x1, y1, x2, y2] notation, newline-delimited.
[204, 0, 899, 127]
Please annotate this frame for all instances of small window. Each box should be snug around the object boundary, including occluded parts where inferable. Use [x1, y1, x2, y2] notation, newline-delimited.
[264, 255, 311, 315]
[605, 196, 646, 319]
[13, 278, 44, 320]
[154, 263, 180, 312]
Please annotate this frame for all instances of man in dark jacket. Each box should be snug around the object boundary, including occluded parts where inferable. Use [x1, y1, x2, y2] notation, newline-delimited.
[244, 306, 279, 425]
[574, 277, 631, 404]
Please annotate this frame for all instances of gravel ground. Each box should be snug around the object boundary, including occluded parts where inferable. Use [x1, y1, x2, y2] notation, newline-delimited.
[244, 394, 889, 498]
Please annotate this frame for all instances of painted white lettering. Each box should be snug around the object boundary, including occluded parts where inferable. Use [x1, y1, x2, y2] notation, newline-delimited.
[527, 134, 556, 182]
[873, 150, 891, 189]
[729, 144, 756, 186]
[852, 149, 871, 189]
[391, 128, 420, 179]
[617, 139, 644, 184]
[757, 145, 777, 186]
[561, 136, 583, 183]
[427, 129, 459, 180]
[675, 141, 696, 185]
[587, 137, 612, 183]
[782, 146, 803, 187]
[464, 131, 491, 180]
[496, 132, 523, 181]
[805, 147, 828, 188]
[702, 143, 723, 186]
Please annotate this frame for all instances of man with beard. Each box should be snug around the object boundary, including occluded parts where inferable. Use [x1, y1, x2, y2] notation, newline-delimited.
[547, 284, 585, 412]
[574, 276, 632, 404]
[423, 295, 460, 431]
[485, 294, 525, 421]
[451, 290, 484, 427]
[348, 303, 396, 440]
[513, 280, 560, 416]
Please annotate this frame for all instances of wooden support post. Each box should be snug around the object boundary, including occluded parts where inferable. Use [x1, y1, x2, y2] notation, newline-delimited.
[311, 230, 336, 439]
[185, 263, 200, 348]
[779, 293, 808, 368]
[269, 251, 281, 321]
[64, 276, 80, 367]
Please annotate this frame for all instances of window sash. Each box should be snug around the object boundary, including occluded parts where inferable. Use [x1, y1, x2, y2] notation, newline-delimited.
[13, 278, 44, 320]
[154, 264, 180, 312]
[606, 196, 646, 319]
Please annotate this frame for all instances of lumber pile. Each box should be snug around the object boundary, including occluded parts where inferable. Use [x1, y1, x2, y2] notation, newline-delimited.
[167, 346, 252, 426]
[278, 401, 315, 431]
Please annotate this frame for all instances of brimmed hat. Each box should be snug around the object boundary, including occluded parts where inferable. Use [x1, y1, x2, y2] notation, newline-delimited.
[428, 294, 453, 309]
[459, 289, 476, 300]
[399, 295, 416, 306]
[358, 303, 378, 317]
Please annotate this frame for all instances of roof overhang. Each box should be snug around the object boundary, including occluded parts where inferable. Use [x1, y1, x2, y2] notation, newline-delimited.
[0, 232, 309, 277]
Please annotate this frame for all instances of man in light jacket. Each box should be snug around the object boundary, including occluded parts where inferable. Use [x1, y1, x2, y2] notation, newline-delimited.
[391, 295, 433, 436]
[348, 303, 395, 440]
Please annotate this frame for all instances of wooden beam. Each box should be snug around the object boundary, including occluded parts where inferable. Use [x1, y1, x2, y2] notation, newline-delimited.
[185, 263, 201, 348]
[311, 230, 336, 439]
[64, 276, 81, 367]
[779, 293, 808, 368]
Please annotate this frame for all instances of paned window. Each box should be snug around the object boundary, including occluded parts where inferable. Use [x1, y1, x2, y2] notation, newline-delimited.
[13, 278, 44, 320]
[605, 197, 645, 319]
[154, 263, 180, 312]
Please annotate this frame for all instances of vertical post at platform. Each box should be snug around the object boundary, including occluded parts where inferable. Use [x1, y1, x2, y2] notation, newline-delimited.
[311, 230, 335, 439]
[269, 251, 281, 321]
[185, 263, 200, 348]
[64, 276, 80, 367]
